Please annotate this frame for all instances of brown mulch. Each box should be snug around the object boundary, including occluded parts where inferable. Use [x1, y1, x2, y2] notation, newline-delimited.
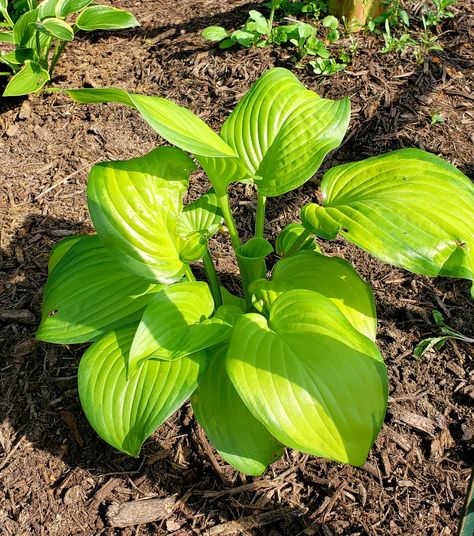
[1, 1, 473, 534]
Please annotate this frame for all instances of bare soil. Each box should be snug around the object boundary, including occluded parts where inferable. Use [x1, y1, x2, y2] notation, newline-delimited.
[1, 1, 473, 534]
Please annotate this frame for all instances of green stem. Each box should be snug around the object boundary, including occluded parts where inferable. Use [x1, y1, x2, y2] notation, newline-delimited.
[217, 191, 241, 251]
[286, 228, 311, 256]
[49, 40, 67, 76]
[203, 248, 222, 308]
[184, 264, 196, 281]
[268, 0, 277, 33]
[255, 193, 266, 238]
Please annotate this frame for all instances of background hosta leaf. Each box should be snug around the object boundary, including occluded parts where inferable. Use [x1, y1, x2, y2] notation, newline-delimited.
[3, 60, 49, 96]
[36, 17, 74, 41]
[38, 0, 59, 18]
[14, 9, 39, 46]
[251, 251, 377, 340]
[78, 326, 207, 456]
[75, 5, 139, 31]
[305, 149, 474, 294]
[227, 290, 387, 465]
[58, 0, 94, 17]
[192, 346, 283, 476]
[177, 189, 223, 238]
[220, 68, 351, 196]
[37, 235, 163, 344]
[129, 282, 214, 367]
[88, 147, 194, 283]
[64, 88, 248, 193]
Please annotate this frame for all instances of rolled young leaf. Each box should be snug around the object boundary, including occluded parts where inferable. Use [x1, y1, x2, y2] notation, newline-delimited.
[192, 345, 284, 476]
[75, 5, 139, 31]
[87, 147, 194, 283]
[177, 189, 223, 238]
[220, 67, 351, 197]
[37, 235, 164, 344]
[226, 289, 387, 466]
[78, 326, 207, 456]
[302, 149, 474, 295]
[275, 223, 319, 257]
[250, 250, 377, 340]
[3, 60, 49, 96]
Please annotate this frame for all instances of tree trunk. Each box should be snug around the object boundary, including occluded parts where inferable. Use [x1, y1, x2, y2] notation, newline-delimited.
[328, 0, 383, 27]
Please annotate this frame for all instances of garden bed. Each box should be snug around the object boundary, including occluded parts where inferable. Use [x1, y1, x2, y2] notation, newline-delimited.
[0, 0, 473, 534]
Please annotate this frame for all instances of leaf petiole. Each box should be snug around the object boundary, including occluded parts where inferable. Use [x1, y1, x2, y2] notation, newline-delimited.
[216, 191, 241, 250]
[184, 264, 196, 282]
[286, 228, 311, 256]
[203, 247, 222, 308]
[255, 193, 266, 237]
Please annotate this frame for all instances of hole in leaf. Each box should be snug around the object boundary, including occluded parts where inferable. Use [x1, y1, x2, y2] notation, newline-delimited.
[48, 309, 59, 317]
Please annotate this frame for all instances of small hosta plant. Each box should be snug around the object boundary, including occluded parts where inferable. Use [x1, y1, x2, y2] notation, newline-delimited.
[37, 68, 474, 476]
[0, 0, 138, 97]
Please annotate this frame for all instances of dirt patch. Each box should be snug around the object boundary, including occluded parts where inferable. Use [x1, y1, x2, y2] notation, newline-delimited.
[1, 1, 473, 534]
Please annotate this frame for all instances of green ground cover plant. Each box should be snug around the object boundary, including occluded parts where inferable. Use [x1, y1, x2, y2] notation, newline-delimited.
[0, 0, 138, 96]
[37, 68, 474, 475]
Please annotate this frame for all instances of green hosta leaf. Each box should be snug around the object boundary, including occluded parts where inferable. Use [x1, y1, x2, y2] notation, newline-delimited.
[47, 234, 84, 273]
[57, 0, 93, 17]
[64, 87, 248, 193]
[36, 235, 164, 344]
[1, 47, 35, 65]
[177, 189, 223, 238]
[304, 149, 474, 295]
[275, 223, 319, 257]
[88, 147, 194, 283]
[3, 60, 49, 96]
[192, 345, 283, 476]
[251, 250, 377, 340]
[38, 0, 60, 18]
[75, 5, 139, 31]
[221, 286, 246, 310]
[36, 17, 74, 41]
[0, 31, 14, 43]
[220, 68, 351, 196]
[227, 290, 387, 465]
[179, 231, 208, 262]
[129, 282, 234, 372]
[202, 25, 229, 41]
[13, 9, 39, 46]
[78, 326, 207, 456]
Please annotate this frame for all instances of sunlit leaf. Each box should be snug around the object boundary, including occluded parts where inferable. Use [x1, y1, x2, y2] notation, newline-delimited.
[3, 60, 49, 96]
[227, 289, 387, 465]
[78, 326, 207, 456]
[75, 5, 139, 31]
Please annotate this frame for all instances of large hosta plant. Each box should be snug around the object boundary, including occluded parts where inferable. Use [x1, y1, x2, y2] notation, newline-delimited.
[37, 68, 474, 476]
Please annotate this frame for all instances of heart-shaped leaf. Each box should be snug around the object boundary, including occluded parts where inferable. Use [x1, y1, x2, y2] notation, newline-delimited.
[251, 250, 376, 340]
[3, 60, 49, 96]
[87, 147, 194, 283]
[192, 345, 284, 476]
[220, 68, 351, 196]
[64, 88, 248, 193]
[75, 5, 139, 31]
[302, 149, 474, 296]
[78, 326, 207, 456]
[37, 235, 164, 344]
[227, 289, 387, 465]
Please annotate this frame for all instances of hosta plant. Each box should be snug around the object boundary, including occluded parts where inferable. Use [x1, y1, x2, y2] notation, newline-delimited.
[0, 0, 138, 96]
[37, 68, 474, 476]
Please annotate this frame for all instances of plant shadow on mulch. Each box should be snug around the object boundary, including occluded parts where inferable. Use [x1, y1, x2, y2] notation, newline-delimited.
[1, 1, 473, 533]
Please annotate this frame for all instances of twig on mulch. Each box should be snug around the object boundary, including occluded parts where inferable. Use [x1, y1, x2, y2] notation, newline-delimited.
[106, 496, 176, 528]
[208, 506, 305, 535]
[0, 309, 35, 325]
